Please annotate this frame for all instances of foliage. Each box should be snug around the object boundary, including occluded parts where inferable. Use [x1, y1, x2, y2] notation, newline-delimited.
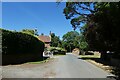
[84, 2, 120, 53]
[63, 2, 120, 78]
[34, 28, 39, 36]
[21, 29, 39, 36]
[79, 33, 88, 51]
[2, 28, 44, 65]
[48, 47, 66, 52]
[63, 2, 120, 52]
[63, 2, 95, 29]
[47, 47, 66, 55]
[62, 31, 83, 52]
[50, 33, 61, 47]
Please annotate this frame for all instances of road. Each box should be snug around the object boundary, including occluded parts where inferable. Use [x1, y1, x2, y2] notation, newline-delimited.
[2, 53, 110, 78]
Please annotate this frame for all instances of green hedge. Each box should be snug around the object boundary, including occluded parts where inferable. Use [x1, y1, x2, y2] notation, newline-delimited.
[47, 47, 66, 55]
[1, 29, 45, 65]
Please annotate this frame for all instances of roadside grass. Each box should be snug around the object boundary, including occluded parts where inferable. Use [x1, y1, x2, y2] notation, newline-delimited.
[27, 54, 66, 64]
[87, 59, 113, 73]
[79, 53, 113, 73]
[79, 53, 101, 59]
[54, 54, 66, 56]
[27, 57, 52, 64]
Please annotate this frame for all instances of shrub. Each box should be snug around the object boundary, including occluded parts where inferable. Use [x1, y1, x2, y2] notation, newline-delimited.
[47, 47, 66, 55]
[1, 29, 44, 65]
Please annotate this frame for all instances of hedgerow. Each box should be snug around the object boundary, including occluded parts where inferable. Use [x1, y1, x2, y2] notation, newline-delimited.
[47, 47, 66, 55]
[1, 28, 44, 65]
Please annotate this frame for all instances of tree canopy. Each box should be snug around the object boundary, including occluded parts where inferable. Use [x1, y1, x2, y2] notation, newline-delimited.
[50, 33, 61, 47]
[63, 2, 120, 53]
[62, 31, 81, 52]
[63, 2, 120, 78]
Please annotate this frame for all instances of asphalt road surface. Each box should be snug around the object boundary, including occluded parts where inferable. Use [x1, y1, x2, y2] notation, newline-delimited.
[2, 53, 110, 78]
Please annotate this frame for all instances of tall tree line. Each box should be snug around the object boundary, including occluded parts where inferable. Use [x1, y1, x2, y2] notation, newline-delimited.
[63, 2, 120, 79]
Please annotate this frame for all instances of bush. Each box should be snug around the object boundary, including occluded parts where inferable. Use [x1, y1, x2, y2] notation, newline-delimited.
[85, 51, 94, 55]
[1, 29, 45, 65]
[47, 47, 66, 55]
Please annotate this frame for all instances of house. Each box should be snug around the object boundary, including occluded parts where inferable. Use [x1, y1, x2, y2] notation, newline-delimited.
[38, 35, 51, 48]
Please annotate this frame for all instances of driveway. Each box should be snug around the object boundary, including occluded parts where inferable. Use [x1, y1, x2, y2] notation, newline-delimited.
[2, 53, 110, 78]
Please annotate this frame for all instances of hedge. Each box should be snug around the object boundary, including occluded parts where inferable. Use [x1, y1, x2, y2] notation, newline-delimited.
[47, 47, 66, 55]
[1, 29, 45, 65]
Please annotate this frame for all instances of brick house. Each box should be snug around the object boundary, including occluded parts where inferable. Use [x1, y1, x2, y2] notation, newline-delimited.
[38, 35, 51, 48]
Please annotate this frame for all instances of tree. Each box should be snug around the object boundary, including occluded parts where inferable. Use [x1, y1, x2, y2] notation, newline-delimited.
[79, 34, 88, 51]
[41, 33, 44, 35]
[63, 2, 120, 53]
[83, 2, 120, 55]
[62, 31, 81, 52]
[50, 33, 61, 47]
[63, 2, 95, 30]
[63, 2, 120, 79]
[34, 29, 39, 36]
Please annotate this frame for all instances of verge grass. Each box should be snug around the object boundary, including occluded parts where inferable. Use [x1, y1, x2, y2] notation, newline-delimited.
[27, 58, 52, 64]
[79, 53, 101, 59]
[79, 53, 113, 73]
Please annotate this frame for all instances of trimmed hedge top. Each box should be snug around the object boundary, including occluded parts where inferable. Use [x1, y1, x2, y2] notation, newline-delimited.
[47, 47, 66, 52]
[1, 28, 45, 55]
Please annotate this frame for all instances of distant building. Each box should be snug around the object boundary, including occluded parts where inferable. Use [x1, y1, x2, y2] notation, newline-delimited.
[38, 35, 51, 48]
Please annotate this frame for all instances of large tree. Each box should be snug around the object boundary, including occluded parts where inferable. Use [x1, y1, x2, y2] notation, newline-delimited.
[63, 2, 95, 29]
[50, 33, 61, 47]
[63, 2, 120, 53]
[62, 31, 81, 52]
[63, 2, 120, 79]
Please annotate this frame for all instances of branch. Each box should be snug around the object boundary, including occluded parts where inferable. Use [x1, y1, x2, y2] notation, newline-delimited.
[72, 8, 90, 16]
[78, 4, 95, 13]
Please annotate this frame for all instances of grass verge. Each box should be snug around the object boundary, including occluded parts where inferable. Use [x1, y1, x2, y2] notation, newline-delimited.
[79, 53, 100, 59]
[27, 57, 52, 64]
[54, 54, 66, 56]
[79, 54, 113, 73]
[87, 59, 113, 73]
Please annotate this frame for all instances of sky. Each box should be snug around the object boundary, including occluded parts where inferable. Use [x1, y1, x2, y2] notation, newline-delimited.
[2, 2, 81, 39]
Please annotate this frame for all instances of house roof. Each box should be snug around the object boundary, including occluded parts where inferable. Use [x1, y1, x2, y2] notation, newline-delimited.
[38, 35, 51, 43]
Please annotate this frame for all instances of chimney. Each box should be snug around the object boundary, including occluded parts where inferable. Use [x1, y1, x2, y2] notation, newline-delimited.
[49, 31, 52, 36]
[49, 31, 52, 42]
